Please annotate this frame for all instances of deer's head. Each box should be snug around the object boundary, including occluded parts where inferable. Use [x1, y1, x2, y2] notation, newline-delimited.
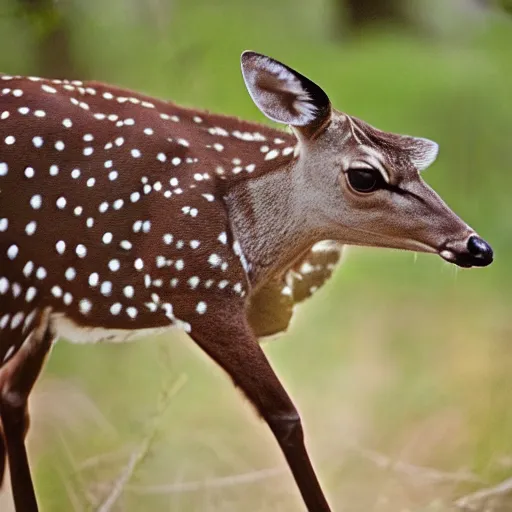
[241, 51, 493, 268]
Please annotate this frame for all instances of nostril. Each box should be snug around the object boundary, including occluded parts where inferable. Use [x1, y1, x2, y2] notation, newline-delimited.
[467, 236, 493, 260]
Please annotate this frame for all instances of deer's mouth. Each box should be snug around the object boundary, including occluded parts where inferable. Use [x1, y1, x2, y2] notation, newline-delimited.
[439, 236, 494, 268]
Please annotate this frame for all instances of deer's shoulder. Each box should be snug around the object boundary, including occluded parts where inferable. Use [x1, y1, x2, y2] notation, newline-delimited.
[248, 241, 344, 339]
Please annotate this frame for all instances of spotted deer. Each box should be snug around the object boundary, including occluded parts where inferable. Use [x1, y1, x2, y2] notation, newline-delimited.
[0, 51, 493, 511]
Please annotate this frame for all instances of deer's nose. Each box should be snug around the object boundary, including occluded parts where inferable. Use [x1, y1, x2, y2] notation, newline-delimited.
[466, 236, 494, 266]
[440, 235, 494, 268]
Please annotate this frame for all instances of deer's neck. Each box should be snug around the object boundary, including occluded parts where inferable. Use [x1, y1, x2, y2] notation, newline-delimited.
[225, 160, 328, 290]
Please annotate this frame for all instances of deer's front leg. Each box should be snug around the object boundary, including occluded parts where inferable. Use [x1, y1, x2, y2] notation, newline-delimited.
[0, 307, 55, 512]
[0, 431, 5, 487]
[189, 303, 331, 512]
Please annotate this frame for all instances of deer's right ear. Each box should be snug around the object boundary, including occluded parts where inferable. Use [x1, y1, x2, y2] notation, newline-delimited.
[241, 51, 331, 135]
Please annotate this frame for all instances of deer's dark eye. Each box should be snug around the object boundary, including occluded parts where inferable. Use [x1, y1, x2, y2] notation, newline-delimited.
[346, 168, 384, 193]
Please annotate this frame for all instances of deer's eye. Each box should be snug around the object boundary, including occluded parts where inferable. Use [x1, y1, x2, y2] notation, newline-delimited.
[346, 168, 384, 193]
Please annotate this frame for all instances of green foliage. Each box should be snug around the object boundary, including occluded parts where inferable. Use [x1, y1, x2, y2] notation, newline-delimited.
[498, 0, 512, 14]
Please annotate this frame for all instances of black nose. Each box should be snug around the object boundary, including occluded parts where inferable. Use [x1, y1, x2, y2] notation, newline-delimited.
[467, 236, 494, 266]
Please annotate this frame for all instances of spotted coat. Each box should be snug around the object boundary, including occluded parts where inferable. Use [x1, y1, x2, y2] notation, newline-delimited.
[0, 74, 342, 360]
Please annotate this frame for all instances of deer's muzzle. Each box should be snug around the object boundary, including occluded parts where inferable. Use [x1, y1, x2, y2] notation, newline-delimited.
[440, 236, 494, 268]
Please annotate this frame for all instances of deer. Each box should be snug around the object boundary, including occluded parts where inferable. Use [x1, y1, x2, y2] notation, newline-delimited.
[0, 50, 493, 511]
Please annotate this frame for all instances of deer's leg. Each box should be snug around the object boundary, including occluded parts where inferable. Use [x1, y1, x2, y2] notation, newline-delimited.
[0, 429, 5, 487]
[190, 310, 331, 512]
[0, 307, 55, 512]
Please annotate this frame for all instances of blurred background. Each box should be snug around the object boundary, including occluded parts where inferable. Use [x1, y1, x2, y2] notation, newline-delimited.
[0, 0, 511, 510]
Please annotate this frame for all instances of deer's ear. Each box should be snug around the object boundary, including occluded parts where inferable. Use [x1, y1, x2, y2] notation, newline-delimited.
[403, 136, 440, 171]
[241, 51, 331, 133]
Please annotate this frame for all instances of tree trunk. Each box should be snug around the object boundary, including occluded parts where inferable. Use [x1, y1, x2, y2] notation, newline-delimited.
[342, 0, 407, 30]
[17, 0, 80, 78]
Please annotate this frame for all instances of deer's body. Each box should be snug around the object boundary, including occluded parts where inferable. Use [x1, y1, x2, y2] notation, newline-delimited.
[0, 74, 343, 351]
[0, 75, 336, 352]
[0, 53, 492, 512]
